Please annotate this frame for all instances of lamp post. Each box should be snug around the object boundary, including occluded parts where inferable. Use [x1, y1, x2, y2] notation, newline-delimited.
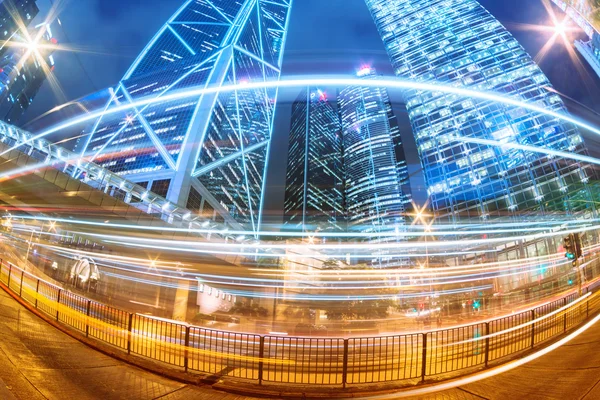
[410, 201, 436, 316]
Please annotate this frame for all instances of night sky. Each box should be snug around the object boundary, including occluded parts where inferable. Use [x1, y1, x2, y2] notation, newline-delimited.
[23, 0, 600, 223]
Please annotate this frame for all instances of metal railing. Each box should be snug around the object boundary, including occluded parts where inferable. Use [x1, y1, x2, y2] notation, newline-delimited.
[1, 257, 599, 389]
[0, 122, 256, 249]
[0, 123, 187, 226]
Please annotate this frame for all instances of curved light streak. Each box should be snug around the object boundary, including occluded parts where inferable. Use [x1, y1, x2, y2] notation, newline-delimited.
[10, 215, 597, 239]
[432, 292, 593, 349]
[5, 75, 600, 160]
[457, 136, 600, 166]
[38, 240, 575, 280]
[87, 222, 600, 252]
[38, 240, 574, 283]
[358, 311, 600, 399]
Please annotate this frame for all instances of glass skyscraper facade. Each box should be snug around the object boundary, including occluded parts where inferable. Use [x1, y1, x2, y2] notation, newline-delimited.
[339, 67, 411, 236]
[365, 0, 595, 225]
[0, 0, 46, 124]
[549, 0, 600, 79]
[0, 0, 39, 56]
[76, 0, 292, 232]
[283, 88, 345, 232]
[0, 22, 56, 124]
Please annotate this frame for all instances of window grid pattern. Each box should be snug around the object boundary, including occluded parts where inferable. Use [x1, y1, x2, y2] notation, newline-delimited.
[283, 88, 345, 232]
[339, 69, 411, 237]
[365, 0, 596, 223]
[78, 0, 292, 232]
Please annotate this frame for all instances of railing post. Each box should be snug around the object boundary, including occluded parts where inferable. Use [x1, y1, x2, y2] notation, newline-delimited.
[530, 309, 535, 349]
[342, 339, 349, 388]
[85, 300, 91, 337]
[484, 322, 490, 367]
[7, 264, 12, 288]
[34, 279, 40, 308]
[184, 325, 190, 372]
[19, 270, 24, 297]
[258, 336, 265, 385]
[587, 298, 589, 319]
[127, 313, 133, 354]
[421, 333, 428, 382]
[563, 298, 567, 333]
[56, 289, 62, 321]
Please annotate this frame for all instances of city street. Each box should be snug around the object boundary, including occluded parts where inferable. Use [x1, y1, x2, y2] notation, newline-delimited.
[2, 276, 600, 399]
[2, 0, 600, 398]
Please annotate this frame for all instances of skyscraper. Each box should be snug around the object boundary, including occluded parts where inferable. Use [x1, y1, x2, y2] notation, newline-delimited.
[283, 88, 345, 232]
[77, 0, 292, 232]
[0, 0, 39, 58]
[338, 67, 411, 236]
[0, 22, 56, 124]
[549, 0, 600, 78]
[365, 0, 595, 225]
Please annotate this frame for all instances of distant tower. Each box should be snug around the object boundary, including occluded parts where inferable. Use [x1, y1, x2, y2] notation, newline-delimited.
[0, 0, 39, 58]
[0, 22, 56, 124]
[284, 88, 345, 232]
[365, 0, 596, 224]
[338, 67, 411, 237]
[548, 0, 600, 79]
[77, 0, 293, 233]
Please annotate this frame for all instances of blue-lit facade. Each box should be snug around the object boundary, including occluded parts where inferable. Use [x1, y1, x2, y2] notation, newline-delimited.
[365, 0, 595, 225]
[283, 88, 345, 232]
[0, 22, 56, 124]
[0, 0, 39, 57]
[76, 0, 292, 232]
[339, 68, 411, 238]
[549, 0, 600, 79]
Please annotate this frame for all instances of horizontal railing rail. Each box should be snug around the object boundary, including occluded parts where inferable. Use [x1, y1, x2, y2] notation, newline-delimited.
[1, 257, 599, 389]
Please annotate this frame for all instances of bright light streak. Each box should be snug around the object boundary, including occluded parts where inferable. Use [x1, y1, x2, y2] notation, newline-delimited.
[6, 75, 600, 160]
[10, 211, 598, 239]
[87, 222, 600, 252]
[433, 292, 593, 349]
[37, 239, 574, 282]
[457, 136, 600, 167]
[359, 311, 600, 399]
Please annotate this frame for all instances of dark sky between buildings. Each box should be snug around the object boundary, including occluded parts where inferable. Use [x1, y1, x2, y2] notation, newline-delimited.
[24, 0, 600, 225]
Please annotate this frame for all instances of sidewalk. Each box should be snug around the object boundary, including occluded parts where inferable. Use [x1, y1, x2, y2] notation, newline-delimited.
[0, 288, 254, 400]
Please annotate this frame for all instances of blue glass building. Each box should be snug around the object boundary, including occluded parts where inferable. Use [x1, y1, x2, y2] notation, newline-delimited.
[0, 0, 39, 57]
[549, 0, 600, 79]
[76, 0, 292, 232]
[365, 0, 595, 225]
[283, 88, 345, 232]
[339, 67, 411, 237]
[0, 22, 56, 124]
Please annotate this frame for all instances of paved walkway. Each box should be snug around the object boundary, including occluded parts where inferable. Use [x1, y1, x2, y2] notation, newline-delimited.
[0, 288, 254, 400]
[1, 285, 600, 399]
[439, 321, 600, 400]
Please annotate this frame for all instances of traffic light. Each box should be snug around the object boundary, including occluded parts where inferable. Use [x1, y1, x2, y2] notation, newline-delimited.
[472, 299, 481, 310]
[568, 278, 573, 285]
[564, 234, 576, 260]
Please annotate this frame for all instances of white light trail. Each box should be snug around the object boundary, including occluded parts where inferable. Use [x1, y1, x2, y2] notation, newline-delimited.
[457, 136, 600, 166]
[9, 214, 598, 239]
[358, 309, 600, 399]
[4, 75, 600, 161]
